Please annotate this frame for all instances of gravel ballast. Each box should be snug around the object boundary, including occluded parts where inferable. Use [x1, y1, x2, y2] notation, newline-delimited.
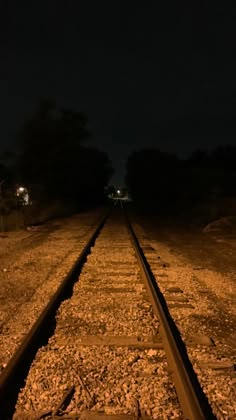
[14, 216, 182, 419]
[1, 210, 235, 418]
[0, 209, 105, 373]
[134, 222, 236, 419]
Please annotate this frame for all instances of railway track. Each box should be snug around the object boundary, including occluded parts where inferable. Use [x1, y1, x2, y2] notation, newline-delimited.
[0, 208, 215, 419]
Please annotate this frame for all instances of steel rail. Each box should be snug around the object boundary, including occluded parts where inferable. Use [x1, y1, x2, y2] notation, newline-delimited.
[126, 217, 215, 420]
[0, 210, 110, 419]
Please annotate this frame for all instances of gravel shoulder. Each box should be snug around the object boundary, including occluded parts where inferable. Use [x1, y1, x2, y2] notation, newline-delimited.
[134, 216, 236, 419]
[137, 218, 236, 275]
[0, 208, 106, 372]
[135, 218, 236, 323]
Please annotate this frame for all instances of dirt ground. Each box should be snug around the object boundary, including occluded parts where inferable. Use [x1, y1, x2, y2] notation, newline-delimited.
[132, 215, 236, 418]
[135, 216, 236, 275]
[134, 213, 236, 347]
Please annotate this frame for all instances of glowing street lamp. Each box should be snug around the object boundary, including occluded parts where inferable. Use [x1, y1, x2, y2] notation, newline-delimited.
[16, 186, 30, 205]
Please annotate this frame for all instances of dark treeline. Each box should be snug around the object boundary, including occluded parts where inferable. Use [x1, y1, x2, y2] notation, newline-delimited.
[125, 146, 236, 216]
[0, 99, 113, 229]
[0, 157, 16, 224]
[16, 99, 113, 208]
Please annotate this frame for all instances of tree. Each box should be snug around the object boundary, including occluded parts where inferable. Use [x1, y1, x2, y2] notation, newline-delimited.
[0, 171, 17, 232]
[0, 162, 9, 185]
[17, 99, 113, 207]
[125, 148, 179, 204]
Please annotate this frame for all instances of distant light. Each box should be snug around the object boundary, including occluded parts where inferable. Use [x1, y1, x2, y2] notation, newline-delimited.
[16, 186, 30, 205]
[117, 189, 121, 194]
[16, 186, 25, 196]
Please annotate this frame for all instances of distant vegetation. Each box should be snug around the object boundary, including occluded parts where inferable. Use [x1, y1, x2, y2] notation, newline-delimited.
[125, 146, 236, 220]
[17, 99, 113, 207]
[0, 161, 17, 231]
[0, 99, 113, 230]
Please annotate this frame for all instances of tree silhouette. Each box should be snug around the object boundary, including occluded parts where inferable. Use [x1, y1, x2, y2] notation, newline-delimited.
[125, 145, 236, 215]
[17, 99, 113, 206]
[125, 149, 179, 204]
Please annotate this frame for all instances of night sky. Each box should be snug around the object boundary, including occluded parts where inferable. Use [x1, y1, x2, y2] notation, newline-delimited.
[1, 2, 236, 184]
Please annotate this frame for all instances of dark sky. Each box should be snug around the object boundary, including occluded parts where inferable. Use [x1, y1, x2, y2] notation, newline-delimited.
[1, 2, 236, 184]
